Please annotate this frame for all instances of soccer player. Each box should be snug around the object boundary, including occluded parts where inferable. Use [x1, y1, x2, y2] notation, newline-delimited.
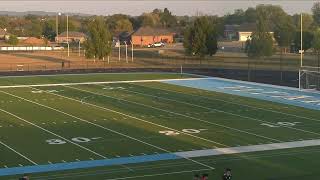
[19, 174, 29, 180]
[222, 168, 232, 180]
[193, 174, 200, 180]
[201, 173, 209, 180]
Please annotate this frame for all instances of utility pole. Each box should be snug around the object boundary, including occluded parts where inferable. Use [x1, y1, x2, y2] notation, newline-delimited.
[300, 13, 303, 67]
[67, 14, 70, 57]
[131, 40, 133, 62]
[78, 40, 81, 57]
[118, 40, 121, 61]
[125, 41, 128, 63]
[56, 14, 58, 43]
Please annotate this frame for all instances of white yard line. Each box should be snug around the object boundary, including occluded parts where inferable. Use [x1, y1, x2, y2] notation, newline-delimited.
[0, 107, 107, 160]
[68, 85, 281, 143]
[0, 140, 37, 165]
[64, 86, 229, 147]
[0, 78, 207, 89]
[136, 83, 320, 123]
[174, 139, 320, 158]
[0, 89, 215, 170]
[118, 87, 320, 137]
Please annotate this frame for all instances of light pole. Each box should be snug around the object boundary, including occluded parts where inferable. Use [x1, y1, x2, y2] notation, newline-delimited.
[125, 41, 128, 63]
[118, 40, 121, 62]
[56, 12, 61, 43]
[67, 14, 70, 57]
[131, 40, 133, 62]
[300, 13, 303, 67]
[78, 40, 81, 57]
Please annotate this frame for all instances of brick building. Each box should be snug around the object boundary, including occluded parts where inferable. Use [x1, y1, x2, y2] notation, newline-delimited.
[131, 26, 174, 46]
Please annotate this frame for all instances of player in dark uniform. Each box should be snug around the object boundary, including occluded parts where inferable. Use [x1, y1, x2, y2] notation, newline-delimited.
[193, 174, 200, 180]
[201, 173, 209, 180]
[19, 174, 29, 180]
[222, 168, 232, 180]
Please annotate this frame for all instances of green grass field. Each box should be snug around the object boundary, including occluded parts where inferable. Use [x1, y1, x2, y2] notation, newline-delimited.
[0, 73, 320, 180]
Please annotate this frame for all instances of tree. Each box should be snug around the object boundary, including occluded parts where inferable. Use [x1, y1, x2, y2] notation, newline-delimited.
[25, 20, 43, 38]
[0, 16, 9, 29]
[246, 6, 274, 58]
[224, 9, 245, 24]
[293, 31, 313, 52]
[274, 15, 295, 52]
[114, 19, 133, 33]
[58, 17, 76, 33]
[160, 8, 176, 27]
[274, 14, 295, 84]
[292, 13, 314, 31]
[138, 13, 160, 27]
[244, 7, 257, 23]
[183, 16, 218, 57]
[84, 17, 112, 60]
[312, 28, 320, 89]
[312, 2, 320, 25]
[312, 28, 320, 70]
[42, 19, 56, 41]
[7, 35, 18, 45]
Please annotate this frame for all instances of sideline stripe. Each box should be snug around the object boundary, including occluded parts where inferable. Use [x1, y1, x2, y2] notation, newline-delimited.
[0, 78, 207, 89]
[1, 139, 320, 177]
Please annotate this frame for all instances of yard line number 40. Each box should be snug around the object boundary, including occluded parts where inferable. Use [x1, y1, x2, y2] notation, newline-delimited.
[261, 122, 301, 128]
[159, 129, 207, 136]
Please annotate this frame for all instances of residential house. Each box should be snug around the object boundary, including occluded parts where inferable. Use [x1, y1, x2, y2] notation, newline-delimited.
[224, 23, 274, 42]
[0, 28, 10, 40]
[56, 31, 86, 43]
[131, 26, 174, 46]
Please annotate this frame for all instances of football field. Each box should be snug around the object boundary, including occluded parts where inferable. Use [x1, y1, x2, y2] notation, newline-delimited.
[0, 73, 320, 179]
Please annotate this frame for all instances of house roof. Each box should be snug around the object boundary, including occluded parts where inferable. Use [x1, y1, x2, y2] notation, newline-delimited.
[237, 23, 257, 32]
[132, 26, 173, 36]
[224, 25, 240, 31]
[59, 31, 86, 37]
[23, 37, 48, 45]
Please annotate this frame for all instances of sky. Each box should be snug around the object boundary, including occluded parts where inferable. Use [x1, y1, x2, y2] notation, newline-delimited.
[0, 1, 317, 16]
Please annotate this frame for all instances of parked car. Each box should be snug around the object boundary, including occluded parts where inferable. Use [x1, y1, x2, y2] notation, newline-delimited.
[147, 42, 165, 48]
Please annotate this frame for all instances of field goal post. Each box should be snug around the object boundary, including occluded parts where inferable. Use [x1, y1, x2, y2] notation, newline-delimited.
[299, 66, 320, 91]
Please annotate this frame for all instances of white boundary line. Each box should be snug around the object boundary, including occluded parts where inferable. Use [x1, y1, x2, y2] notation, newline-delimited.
[102, 169, 212, 180]
[0, 78, 207, 89]
[116, 85, 320, 137]
[174, 139, 320, 158]
[0, 72, 180, 79]
[0, 89, 215, 170]
[0, 140, 37, 165]
[67, 85, 282, 143]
